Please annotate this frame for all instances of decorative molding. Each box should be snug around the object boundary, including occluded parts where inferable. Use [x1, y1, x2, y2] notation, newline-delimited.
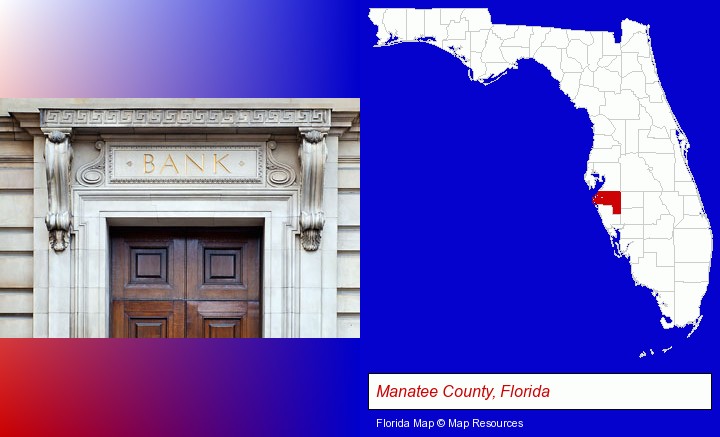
[41, 109, 331, 129]
[70, 190, 304, 337]
[298, 129, 328, 251]
[0, 156, 34, 164]
[10, 113, 43, 137]
[338, 155, 360, 165]
[106, 144, 264, 184]
[43, 128, 73, 251]
[0, 115, 35, 141]
[76, 140, 106, 186]
[265, 141, 297, 188]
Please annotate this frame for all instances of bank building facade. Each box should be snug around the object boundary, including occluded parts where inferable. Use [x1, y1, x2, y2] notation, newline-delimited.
[0, 99, 360, 338]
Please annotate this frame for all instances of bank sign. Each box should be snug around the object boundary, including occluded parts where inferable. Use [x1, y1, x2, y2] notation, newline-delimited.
[108, 144, 265, 183]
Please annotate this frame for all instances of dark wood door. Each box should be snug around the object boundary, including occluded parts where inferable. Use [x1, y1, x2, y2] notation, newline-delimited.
[111, 228, 261, 338]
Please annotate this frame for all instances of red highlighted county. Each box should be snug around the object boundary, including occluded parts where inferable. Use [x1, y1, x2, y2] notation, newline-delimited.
[592, 191, 621, 214]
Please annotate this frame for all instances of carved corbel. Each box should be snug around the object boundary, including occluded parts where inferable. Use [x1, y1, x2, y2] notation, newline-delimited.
[43, 129, 73, 251]
[298, 129, 328, 251]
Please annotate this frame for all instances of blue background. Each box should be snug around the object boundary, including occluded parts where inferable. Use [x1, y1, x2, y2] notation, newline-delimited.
[0, 0, 715, 435]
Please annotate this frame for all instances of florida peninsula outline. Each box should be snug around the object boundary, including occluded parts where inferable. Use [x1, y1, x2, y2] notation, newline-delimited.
[369, 8, 712, 336]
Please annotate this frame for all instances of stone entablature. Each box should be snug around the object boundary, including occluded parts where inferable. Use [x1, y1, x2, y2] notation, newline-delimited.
[40, 108, 331, 252]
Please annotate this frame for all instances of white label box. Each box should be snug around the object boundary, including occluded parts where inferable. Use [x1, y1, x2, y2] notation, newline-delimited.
[369, 373, 711, 410]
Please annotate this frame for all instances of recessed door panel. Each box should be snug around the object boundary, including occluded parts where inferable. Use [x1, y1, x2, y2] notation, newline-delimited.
[111, 231, 185, 300]
[186, 301, 260, 338]
[186, 231, 260, 301]
[111, 300, 185, 338]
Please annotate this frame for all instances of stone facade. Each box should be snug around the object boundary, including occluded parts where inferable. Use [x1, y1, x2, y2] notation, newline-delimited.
[0, 99, 360, 338]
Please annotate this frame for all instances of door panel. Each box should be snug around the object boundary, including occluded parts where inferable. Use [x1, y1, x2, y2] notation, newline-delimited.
[112, 300, 185, 338]
[111, 228, 261, 338]
[186, 301, 260, 338]
[111, 231, 185, 300]
[186, 231, 260, 301]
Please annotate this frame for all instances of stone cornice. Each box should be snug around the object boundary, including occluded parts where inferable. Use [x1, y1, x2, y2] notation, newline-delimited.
[40, 108, 331, 129]
[329, 111, 360, 137]
[7, 113, 41, 137]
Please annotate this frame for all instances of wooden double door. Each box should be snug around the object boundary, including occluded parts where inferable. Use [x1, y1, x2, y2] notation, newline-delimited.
[111, 228, 261, 338]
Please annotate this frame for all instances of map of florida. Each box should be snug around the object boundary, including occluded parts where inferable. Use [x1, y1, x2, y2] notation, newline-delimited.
[369, 8, 712, 334]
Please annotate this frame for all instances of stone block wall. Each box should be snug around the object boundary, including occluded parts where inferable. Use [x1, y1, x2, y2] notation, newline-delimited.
[0, 116, 34, 337]
[336, 118, 360, 337]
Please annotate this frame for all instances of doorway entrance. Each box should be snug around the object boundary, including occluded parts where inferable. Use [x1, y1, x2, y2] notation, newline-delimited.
[110, 228, 261, 338]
